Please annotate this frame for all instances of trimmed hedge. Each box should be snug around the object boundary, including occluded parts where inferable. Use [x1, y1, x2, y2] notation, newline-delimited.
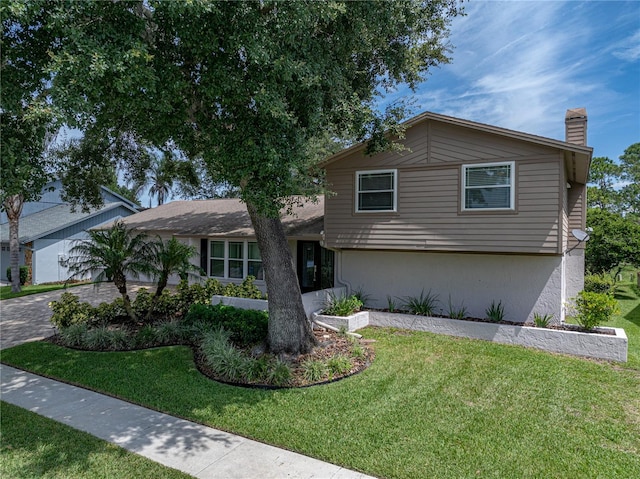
[184, 303, 268, 346]
[6, 266, 29, 285]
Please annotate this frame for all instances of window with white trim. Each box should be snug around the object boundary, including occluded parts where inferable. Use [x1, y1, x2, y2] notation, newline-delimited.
[356, 169, 397, 212]
[209, 240, 263, 280]
[462, 162, 514, 210]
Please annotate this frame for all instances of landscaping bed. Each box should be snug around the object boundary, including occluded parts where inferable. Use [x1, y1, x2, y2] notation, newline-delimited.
[313, 309, 628, 362]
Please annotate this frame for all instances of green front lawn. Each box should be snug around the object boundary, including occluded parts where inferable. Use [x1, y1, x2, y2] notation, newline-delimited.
[0, 282, 90, 301]
[0, 401, 192, 479]
[3, 328, 639, 479]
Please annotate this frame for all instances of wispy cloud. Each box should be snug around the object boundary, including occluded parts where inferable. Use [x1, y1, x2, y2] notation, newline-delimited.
[379, 1, 637, 143]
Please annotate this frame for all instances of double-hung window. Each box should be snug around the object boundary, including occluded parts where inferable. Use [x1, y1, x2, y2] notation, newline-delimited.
[356, 169, 397, 212]
[209, 240, 263, 280]
[210, 241, 225, 278]
[247, 242, 264, 280]
[462, 162, 515, 211]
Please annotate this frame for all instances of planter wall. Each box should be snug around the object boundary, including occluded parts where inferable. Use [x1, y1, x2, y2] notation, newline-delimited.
[312, 311, 370, 332]
[211, 295, 268, 311]
[368, 311, 628, 362]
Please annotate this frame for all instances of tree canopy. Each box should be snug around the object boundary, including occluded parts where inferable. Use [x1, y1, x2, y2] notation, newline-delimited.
[3, 0, 462, 353]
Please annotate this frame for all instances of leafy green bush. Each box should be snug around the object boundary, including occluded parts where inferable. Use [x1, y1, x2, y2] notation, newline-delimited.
[49, 293, 95, 329]
[6, 266, 29, 285]
[485, 300, 505, 322]
[533, 313, 553, 328]
[403, 289, 440, 316]
[323, 294, 363, 317]
[184, 303, 268, 346]
[584, 274, 616, 294]
[572, 291, 619, 331]
[132, 288, 154, 318]
[222, 276, 265, 299]
[93, 300, 127, 324]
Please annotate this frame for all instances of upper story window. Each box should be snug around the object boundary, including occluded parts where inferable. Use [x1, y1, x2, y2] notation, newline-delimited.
[209, 240, 263, 280]
[356, 169, 397, 212]
[462, 162, 515, 211]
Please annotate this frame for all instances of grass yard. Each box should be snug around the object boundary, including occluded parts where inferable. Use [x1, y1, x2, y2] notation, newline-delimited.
[0, 282, 89, 301]
[2, 327, 639, 479]
[0, 401, 192, 479]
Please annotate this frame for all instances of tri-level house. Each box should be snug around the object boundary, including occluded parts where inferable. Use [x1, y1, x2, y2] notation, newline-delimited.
[321, 108, 591, 323]
[116, 108, 591, 323]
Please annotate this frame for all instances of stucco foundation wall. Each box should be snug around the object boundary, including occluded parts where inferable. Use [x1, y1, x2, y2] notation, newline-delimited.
[338, 250, 564, 323]
[564, 249, 585, 301]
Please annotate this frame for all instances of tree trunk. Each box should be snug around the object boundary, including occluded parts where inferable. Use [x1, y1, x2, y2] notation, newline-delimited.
[246, 201, 317, 356]
[113, 273, 137, 321]
[3, 194, 24, 293]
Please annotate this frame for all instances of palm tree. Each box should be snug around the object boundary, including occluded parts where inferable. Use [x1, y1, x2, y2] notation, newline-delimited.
[144, 237, 201, 322]
[67, 221, 153, 321]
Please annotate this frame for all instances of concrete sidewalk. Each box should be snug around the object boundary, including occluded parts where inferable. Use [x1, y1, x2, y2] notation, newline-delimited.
[1, 365, 375, 479]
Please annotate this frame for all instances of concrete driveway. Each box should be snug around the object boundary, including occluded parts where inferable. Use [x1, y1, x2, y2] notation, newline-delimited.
[0, 283, 154, 350]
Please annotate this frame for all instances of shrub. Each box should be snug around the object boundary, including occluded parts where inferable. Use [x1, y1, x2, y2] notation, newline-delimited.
[584, 274, 616, 294]
[6, 266, 29, 285]
[352, 287, 371, 308]
[84, 326, 113, 350]
[155, 320, 183, 344]
[533, 313, 553, 328]
[135, 324, 158, 348]
[403, 289, 440, 316]
[323, 294, 363, 317]
[446, 295, 467, 320]
[572, 291, 619, 331]
[184, 304, 268, 346]
[132, 288, 154, 319]
[302, 360, 328, 382]
[93, 300, 127, 325]
[267, 359, 292, 387]
[49, 293, 95, 329]
[59, 323, 89, 347]
[109, 328, 133, 350]
[327, 355, 352, 376]
[485, 300, 505, 322]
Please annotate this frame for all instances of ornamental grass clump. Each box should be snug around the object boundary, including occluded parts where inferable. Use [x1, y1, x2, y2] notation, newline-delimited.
[572, 291, 619, 331]
[485, 300, 505, 322]
[403, 289, 440, 316]
[323, 294, 363, 317]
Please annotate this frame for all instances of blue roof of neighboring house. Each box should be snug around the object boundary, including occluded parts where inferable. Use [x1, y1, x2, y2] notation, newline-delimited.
[0, 202, 138, 244]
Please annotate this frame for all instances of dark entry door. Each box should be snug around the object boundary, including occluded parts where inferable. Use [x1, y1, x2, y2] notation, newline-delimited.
[297, 241, 320, 293]
[297, 241, 335, 293]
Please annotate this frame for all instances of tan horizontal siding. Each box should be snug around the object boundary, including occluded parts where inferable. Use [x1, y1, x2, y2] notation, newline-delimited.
[324, 124, 564, 254]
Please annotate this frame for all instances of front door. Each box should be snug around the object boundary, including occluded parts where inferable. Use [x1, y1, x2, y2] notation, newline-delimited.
[297, 241, 335, 293]
[297, 241, 320, 293]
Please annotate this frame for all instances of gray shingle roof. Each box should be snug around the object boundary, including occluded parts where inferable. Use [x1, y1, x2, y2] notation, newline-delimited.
[117, 196, 324, 238]
[0, 202, 136, 243]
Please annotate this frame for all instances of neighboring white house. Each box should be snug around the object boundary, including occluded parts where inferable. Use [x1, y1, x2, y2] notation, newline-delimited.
[0, 180, 140, 284]
[115, 108, 592, 324]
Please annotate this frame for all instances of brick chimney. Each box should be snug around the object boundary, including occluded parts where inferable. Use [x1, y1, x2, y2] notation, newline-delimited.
[565, 108, 587, 146]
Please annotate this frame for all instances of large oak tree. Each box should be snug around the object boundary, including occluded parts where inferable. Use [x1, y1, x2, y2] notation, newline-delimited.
[4, 0, 461, 354]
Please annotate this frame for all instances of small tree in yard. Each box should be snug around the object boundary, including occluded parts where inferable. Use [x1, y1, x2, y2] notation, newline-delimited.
[6, 0, 462, 355]
[67, 221, 154, 321]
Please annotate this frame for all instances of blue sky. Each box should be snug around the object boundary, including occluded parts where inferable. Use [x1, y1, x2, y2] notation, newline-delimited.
[378, 0, 640, 161]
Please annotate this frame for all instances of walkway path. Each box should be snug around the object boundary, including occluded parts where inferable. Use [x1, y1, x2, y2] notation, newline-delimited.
[0, 287, 375, 479]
